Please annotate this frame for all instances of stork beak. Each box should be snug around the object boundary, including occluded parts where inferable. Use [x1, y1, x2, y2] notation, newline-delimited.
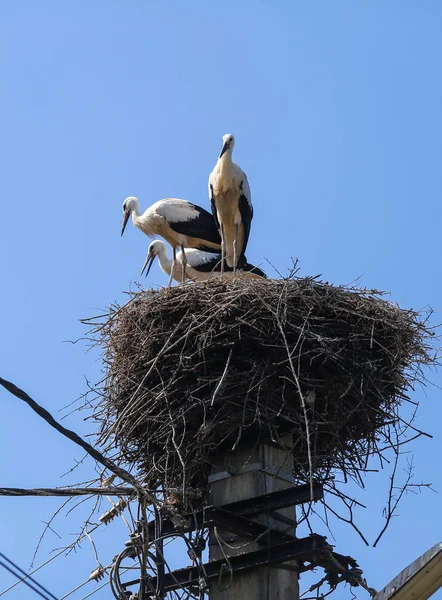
[121, 211, 130, 236]
[140, 251, 155, 277]
[219, 141, 230, 158]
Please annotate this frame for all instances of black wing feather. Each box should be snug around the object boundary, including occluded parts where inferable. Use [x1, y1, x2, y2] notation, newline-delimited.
[238, 187, 253, 262]
[243, 262, 266, 278]
[209, 184, 221, 232]
[169, 202, 221, 247]
[192, 256, 233, 273]
[193, 253, 265, 277]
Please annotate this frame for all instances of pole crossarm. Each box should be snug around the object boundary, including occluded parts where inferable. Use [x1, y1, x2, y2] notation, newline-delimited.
[148, 482, 324, 537]
[121, 530, 371, 598]
[204, 506, 295, 546]
[123, 534, 329, 595]
[218, 481, 323, 516]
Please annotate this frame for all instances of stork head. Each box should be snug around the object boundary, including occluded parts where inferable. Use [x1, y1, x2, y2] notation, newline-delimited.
[121, 196, 140, 236]
[219, 133, 235, 159]
[140, 240, 167, 277]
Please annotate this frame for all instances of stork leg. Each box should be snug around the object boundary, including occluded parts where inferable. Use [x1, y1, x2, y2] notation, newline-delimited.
[169, 246, 177, 287]
[233, 223, 239, 275]
[220, 225, 226, 278]
[180, 245, 187, 283]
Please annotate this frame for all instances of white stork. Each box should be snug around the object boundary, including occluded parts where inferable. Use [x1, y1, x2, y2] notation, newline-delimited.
[121, 197, 221, 285]
[209, 134, 253, 273]
[141, 240, 266, 284]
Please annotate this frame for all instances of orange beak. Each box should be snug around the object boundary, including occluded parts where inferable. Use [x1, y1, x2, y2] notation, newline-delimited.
[121, 211, 130, 236]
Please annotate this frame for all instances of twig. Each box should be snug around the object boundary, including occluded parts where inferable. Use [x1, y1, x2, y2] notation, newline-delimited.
[211, 348, 233, 406]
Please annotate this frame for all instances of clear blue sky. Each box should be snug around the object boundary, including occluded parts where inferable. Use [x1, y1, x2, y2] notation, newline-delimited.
[0, 1, 441, 598]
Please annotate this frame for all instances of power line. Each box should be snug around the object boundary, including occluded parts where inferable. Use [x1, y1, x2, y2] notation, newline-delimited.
[0, 487, 133, 497]
[0, 547, 66, 596]
[59, 566, 134, 600]
[0, 560, 52, 600]
[0, 519, 112, 597]
[0, 552, 58, 600]
[0, 376, 152, 502]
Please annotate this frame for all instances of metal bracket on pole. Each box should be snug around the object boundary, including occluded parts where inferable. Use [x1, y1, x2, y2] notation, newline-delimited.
[204, 506, 295, 546]
[147, 482, 324, 539]
[207, 462, 296, 485]
[122, 534, 330, 596]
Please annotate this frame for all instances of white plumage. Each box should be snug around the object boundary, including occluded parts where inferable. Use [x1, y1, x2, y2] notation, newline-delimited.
[141, 240, 266, 284]
[121, 196, 221, 285]
[209, 134, 253, 271]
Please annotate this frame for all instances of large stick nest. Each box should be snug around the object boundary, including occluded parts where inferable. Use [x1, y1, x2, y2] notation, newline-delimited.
[88, 276, 435, 499]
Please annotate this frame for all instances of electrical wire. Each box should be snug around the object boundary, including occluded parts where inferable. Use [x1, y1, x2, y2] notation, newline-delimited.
[0, 520, 106, 597]
[0, 376, 152, 501]
[0, 547, 66, 596]
[110, 527, 210, 600]
[0, 492, 137, 598]
[0, 552, 58, 600]
[79, 567, 131, 600]
[0, 487, 133, 497]
[59, 578, 90, 600]
[59, 563, 111, 600]
[154, 506, 165, 600]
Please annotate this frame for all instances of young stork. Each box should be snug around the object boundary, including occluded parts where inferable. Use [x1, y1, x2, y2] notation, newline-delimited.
[121, 196, 221, 285]
[209, 134, 253, 273]
[141, 240, 266, 284]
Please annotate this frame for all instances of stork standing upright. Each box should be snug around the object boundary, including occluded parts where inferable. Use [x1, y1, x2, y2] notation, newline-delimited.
[209, 134, 253, 273]
[121, 197, 221, 285]
[141, 240, 266, 284]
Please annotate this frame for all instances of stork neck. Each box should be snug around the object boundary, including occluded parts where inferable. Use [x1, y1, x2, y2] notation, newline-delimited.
[157, 246, 172, 275]
[219, 150, 233, 165]
[131, 208, 141, 225]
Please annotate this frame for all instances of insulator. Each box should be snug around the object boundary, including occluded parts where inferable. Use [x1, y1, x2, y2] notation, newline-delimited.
[187, 547, 198, 561]
[99, 498, 129, 524]
[99, 506, 118, 524]
[88, 565, 106, 581]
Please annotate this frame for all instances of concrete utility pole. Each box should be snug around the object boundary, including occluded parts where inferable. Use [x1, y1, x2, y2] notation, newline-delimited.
[208, 435, 299, 600]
